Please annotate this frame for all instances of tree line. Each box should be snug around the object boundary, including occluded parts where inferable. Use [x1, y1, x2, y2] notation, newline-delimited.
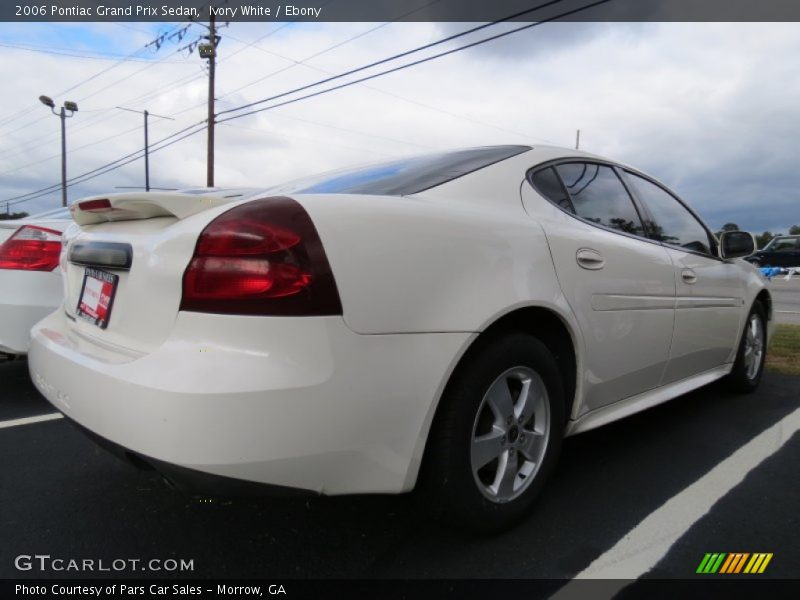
[0, 211, 29, 220]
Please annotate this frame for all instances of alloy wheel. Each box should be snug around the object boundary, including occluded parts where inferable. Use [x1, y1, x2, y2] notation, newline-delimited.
[744, 313, 765, 381]
[470, 366, 550, 503]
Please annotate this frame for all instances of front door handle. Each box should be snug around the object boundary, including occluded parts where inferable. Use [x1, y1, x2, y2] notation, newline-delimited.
[576, 248, 605, 270]
[681, 268, 698, 284]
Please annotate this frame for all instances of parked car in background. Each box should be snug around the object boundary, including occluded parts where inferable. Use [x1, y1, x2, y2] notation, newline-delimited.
[746, 235, 800, 268]
[29, 146, 771, 531]
[0, 207, 71, 357]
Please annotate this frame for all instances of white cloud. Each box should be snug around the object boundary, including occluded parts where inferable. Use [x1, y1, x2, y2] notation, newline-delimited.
[0, 21, 798, 233]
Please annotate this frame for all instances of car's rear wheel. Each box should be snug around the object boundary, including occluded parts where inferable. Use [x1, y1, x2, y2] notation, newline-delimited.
[418, 333, 564, 533]
[726, 302, 767, 393]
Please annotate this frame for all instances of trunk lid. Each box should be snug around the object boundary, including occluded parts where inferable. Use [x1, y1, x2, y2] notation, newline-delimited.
[61, 189, 263, 354]
[69, 188, 263, 225]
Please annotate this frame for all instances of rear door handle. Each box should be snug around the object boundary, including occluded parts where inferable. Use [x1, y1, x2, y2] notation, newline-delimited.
[681, 268, 698, 284]
[576, 248, 605, 270]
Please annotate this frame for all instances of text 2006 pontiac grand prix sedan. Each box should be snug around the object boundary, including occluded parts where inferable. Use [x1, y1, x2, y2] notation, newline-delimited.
[29, 145, 771, 531]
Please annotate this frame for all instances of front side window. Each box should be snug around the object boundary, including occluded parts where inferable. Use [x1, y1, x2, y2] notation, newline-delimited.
[555, 163, 645, 236]
[624, 171, 714, 256]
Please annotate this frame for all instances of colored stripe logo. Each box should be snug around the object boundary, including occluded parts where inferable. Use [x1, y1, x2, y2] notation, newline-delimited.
[697, 553, 773, 574]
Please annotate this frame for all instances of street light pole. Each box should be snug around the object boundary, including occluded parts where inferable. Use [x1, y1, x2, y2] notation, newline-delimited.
[39, 96, 77, 207]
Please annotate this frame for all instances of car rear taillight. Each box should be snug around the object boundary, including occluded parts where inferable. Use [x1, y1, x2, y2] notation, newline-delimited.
[0, 225, 62, 271]
[180, 197, 342, 316]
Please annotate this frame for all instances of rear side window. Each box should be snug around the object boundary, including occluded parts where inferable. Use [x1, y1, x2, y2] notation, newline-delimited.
[624, 171, 714, 256]
[531, 167, 572, 211]
[555, 163, 645, 236]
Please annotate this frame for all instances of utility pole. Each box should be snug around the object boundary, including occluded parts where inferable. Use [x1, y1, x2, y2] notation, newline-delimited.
[201, 13, 217, 188]
[144, 110, 150, 191]
[575, 129, 580, 150]
[60, 106, 67, 205]
[38, 95, 77, 207]
[182, 10, 225, 188]
[116, 107, 174, 191]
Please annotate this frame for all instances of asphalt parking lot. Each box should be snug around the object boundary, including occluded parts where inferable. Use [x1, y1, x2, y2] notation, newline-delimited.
[0, 356, 798, 583]
[771, 276, 800, 324]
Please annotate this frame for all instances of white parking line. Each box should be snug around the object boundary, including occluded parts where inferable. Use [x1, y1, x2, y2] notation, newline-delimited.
[0, 412, 64, 429]
[776, 311, 800, 315]
[551, 406, 800, 593]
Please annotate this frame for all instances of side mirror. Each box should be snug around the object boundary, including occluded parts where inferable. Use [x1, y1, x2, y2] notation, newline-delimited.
[719, 231, 756, 259]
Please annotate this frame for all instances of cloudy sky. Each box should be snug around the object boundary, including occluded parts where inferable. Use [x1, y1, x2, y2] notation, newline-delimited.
[0, 19, 798, 233]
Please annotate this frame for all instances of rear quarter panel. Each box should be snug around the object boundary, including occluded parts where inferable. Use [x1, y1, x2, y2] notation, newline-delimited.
[294, 191, 574, 336]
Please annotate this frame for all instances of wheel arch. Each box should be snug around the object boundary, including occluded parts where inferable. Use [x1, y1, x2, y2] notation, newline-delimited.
[473, 307, 579, 420]
[755, 288, 772, 321]
[406, 304, 581, 490]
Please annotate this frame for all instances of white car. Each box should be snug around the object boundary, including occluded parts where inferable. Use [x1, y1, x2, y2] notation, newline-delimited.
[0, 207, 71, 357]
[28, 146, 771, 531]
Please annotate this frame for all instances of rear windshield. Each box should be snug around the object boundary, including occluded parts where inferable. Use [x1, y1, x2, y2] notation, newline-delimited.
[267, 145, 531, 196]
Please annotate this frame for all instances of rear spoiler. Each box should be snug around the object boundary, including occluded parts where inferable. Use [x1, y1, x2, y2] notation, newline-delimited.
[69, 190, 260, 226]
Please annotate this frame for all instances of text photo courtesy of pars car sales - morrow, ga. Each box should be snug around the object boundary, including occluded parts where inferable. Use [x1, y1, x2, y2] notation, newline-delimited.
[0, 1, 799, 599]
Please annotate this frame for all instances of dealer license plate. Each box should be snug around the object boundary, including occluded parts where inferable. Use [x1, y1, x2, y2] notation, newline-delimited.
[76, 267, 118, 329]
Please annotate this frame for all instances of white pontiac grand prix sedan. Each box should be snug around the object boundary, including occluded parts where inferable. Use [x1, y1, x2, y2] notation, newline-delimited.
[29, 145, 771, 531]
[0, 207, 72, 357]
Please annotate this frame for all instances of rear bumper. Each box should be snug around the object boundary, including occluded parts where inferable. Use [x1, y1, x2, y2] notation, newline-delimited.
[0, 269, 62, 354]
[67, 415, 312, 498]
[29, 310, 471, 495]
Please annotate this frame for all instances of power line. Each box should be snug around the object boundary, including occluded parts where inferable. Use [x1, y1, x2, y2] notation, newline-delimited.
[0, 40, 196, 154]
[0, 0, 217, 134]
[218, 30, 554, 144]
[217, 0, 569, 118]
[0, 17, 415, 176]
[0, 6, 285, 157]
[5, 127, 204, 208]
[0, 6, 230, 156]
[218, 0, 611, 125]
[8, 126, 206, 208]
[164, 2, 448, 125]
[216, 2, 436, 101]
[4, 120, 207, 206]
[0, 23, 192, 132]
[0, 123, 143, 177]
[4, 0, 608, 208]
[0, 41, 194, 63]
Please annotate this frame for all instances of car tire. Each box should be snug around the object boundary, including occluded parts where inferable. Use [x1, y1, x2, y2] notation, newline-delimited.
[725, 302, 767, 393]
[417, 333, 565, 534]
